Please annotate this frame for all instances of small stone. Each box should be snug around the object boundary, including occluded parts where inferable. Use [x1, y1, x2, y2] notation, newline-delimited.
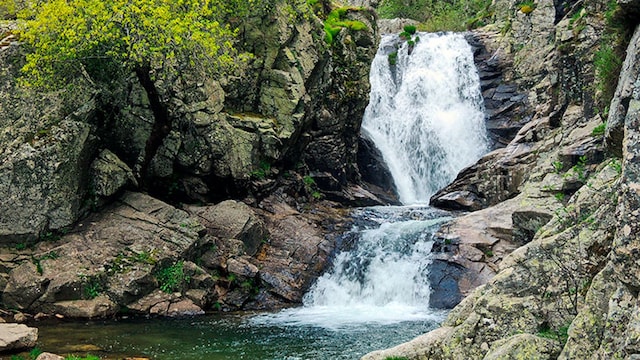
[481, 342, 489, 351]
[36, 353, 65, 360]
[13, 312, 27, 323]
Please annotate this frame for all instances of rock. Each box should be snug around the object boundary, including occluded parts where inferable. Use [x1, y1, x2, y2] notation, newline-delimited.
[0, 120, 95, 244]
[0, 323, 37, 352]
[90, 149, 137, 198]
[361, 326, 455, 359]
[377, 18, 419, 34]
[227, 258, 259, 278]
[249, 196, 342, 306]
[2, 192, 205, 317]
[428, 259, 464, 309]
[484, 334, 562, 360]
[606, 24, 640, 156]
[44, 296, 118, 319]
[186, 200, 267, 256]
[166, 298, 204, 317]
[36, 353, 65, 360]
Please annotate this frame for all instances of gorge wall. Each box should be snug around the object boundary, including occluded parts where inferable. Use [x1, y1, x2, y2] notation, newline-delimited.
[365, 0, 640, 358]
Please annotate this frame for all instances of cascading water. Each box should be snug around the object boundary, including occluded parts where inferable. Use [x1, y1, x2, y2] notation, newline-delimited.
[363, 32, 488, 204]
[250, 32, 489, 357]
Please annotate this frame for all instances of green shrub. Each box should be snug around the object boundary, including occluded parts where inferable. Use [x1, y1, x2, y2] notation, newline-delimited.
[323, 6, 368, 45]
[388, 51, 398, 65]
[592, 123, 606, 136]
[156, 261, 187, 293]
[594, 43, 623, 107]
[517, 0, 536, 14]
[403, 24, 417, 34]
[380, 0, 492, 31]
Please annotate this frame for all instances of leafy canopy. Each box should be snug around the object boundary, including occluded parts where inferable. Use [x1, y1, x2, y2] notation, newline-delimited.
[14, 0, 245, 88]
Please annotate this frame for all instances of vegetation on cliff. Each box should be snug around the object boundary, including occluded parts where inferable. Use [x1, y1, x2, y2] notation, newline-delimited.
[377, 0, 493, 31]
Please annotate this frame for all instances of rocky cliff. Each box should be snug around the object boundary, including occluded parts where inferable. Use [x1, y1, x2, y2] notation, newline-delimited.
[365, 0, 640, 358]
[0, 1, 379, 318]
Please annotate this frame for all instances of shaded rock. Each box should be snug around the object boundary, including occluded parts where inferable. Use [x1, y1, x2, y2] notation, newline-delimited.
[90, 149, 137, 198]
[606, 24, 640, 156]
[0, 323, 37, 352]
[0, 120, 95, 244]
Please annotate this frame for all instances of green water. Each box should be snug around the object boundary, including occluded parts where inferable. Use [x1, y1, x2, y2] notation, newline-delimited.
[34, 312, 444, 359]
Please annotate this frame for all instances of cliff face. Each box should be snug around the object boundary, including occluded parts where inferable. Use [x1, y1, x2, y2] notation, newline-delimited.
[0, 3, 379, 316]
[365, 0, 640, 358]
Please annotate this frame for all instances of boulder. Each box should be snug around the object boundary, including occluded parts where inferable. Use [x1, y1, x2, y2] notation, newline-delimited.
[186, 200, 267, 256]
[0, 323, 37, 352]
[89, 149, 137, 198]
[36, 353, 64, 360]
[0, 120, 94, 244]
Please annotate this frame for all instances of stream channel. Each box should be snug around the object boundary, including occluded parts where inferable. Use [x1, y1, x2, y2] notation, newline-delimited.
[34, 32, 488, 360]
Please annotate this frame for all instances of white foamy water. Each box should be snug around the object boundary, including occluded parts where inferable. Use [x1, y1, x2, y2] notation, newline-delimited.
[252, 207, 450, 329]
[362, 33, 488, 204]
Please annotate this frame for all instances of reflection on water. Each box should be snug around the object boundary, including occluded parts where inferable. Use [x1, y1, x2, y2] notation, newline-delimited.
[35, 312, 444, 359]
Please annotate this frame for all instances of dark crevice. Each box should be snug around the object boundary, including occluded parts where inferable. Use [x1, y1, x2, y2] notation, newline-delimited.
[135, 67, 173, 189]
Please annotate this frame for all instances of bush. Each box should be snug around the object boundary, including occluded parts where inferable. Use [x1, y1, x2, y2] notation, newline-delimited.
[403, 24, 417, 34]
[156, 261, 187, 293]
[388, 51, 398, 65]
[591, 123, 606, 136]
[323, 6, 368, 45]
[378, 0, 493, 31]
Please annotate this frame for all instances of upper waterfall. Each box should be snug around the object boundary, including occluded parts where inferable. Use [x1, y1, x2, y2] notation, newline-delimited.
[362, 33, 488, 205]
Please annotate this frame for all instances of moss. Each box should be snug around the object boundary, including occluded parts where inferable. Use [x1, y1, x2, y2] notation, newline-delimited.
[322, 6, 368, 45]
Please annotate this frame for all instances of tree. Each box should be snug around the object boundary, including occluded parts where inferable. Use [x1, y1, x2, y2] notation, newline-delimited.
[16, 0, 240, 88]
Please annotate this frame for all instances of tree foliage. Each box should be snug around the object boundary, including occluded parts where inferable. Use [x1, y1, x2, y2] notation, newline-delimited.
[14, 0, 248, 88]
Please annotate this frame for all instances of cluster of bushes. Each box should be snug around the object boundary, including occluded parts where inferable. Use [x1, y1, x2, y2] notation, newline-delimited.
[377, 0, 493, 31]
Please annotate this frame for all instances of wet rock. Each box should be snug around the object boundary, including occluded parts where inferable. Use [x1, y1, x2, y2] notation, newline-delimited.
[0, 323, 37, 352]
[428, 260, 464, 309]
[357, 136, 396, 196]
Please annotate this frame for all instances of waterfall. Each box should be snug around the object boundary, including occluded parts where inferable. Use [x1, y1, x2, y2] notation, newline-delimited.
[362, 33, 488, 204]
[252, 33, 487, 334]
